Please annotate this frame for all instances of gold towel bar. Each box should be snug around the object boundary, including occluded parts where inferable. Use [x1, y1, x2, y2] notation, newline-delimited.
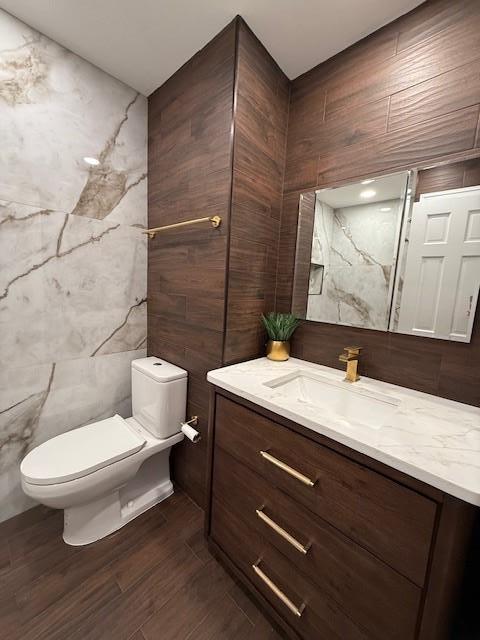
[143, 215, 222, 239]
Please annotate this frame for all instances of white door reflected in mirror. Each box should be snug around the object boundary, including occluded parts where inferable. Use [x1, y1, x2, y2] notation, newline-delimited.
[395, 186, 480, 343]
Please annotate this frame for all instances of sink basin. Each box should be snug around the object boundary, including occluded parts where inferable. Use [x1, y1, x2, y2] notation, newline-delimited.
[264, 370, 400, 429]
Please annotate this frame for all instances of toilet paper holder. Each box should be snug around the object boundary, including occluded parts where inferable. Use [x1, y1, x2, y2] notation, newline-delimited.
[180, 416, 201, 443]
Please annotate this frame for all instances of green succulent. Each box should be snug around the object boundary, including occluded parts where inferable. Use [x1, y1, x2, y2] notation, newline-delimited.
[261, 312, 300, 342]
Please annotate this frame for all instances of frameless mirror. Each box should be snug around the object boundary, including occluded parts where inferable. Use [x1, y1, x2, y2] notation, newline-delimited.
[292, 158, 480, 342]
[292, 171, 410, 331]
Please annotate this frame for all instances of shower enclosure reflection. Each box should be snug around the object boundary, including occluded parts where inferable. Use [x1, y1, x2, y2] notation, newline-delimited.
[293, 171, 409, 331]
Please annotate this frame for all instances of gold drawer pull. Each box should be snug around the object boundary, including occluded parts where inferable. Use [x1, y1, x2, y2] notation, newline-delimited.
[256, 508, 310, 555]
[252, 560, 305, 618]
[259, 450, 316, 487]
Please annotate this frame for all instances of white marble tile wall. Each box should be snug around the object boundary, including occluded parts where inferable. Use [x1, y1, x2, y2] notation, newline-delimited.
[307, 199, 401, 329]
[0, 9, 147, 522]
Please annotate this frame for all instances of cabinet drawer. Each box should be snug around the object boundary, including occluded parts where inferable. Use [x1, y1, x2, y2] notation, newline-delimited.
[213, 445, 421, 640]
[211, 496, 371, 640]
[215, 395, 437, 585]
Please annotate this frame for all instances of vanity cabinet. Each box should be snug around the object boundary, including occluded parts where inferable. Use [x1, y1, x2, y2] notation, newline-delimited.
[206, 390, 477, 640]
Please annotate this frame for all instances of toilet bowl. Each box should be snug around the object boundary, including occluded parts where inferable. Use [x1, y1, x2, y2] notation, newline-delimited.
[20, 357, 187, 546]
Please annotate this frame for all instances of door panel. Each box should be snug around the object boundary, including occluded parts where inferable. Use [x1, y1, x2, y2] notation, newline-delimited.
[398, 187, 480, 341]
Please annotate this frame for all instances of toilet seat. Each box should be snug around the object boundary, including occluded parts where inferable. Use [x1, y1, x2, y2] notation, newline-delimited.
[21, 414, 146, 486]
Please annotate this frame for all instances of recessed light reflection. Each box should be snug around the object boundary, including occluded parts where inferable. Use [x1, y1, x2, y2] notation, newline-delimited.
[360, 189, 376, 198]
[83, 156, 100, 166]
[379, 207, 392, 212]
[361, 179, 375, 185]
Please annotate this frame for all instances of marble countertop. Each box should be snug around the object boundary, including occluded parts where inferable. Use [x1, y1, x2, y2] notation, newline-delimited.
[207, 357, 480, 506]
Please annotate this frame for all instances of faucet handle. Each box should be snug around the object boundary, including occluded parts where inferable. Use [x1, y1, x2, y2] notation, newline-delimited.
[343, 346, 362, 356]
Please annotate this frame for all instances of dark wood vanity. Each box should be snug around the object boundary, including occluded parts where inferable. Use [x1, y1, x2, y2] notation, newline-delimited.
[205, 387, 477, 640]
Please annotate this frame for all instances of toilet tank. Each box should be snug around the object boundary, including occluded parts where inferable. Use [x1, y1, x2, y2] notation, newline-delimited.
[131, 357, 187, 439]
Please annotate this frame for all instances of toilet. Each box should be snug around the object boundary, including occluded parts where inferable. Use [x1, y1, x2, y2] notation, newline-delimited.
[20, 357, 187, 546]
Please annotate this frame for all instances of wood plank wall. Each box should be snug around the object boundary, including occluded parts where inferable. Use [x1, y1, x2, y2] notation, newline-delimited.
[148, 24, 236, 506]
[416, 158, 480, 199]
[223, 22, 289, 363]
[148, 19, 289, 505]
[277, 0, 480, 407]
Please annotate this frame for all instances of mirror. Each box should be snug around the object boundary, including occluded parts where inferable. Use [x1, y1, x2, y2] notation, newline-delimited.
[292, 158, 480, 342]
[292, 171, 410, 331]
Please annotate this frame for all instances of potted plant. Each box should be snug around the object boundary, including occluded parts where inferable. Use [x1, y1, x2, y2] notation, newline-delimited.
[261, 312, 300, 361]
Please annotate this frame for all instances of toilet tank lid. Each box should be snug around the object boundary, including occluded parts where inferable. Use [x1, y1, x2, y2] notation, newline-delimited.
[131, 357, 187, 382]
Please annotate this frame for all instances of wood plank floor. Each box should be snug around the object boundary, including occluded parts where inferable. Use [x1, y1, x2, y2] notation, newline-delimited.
[0, 490, 282, 640]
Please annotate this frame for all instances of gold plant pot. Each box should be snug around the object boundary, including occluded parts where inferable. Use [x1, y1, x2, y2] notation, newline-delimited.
[266, 340, 290, 361]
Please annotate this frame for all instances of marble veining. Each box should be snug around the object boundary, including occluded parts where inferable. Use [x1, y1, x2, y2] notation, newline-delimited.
[0, 10, 147, 226]
[0, 201, 147, 367]
[307, 197, 402, 330]
[0, 31, 46, 106]
[71, 93, 147, 222]
[0, 9, 147, 522]
[208, 358, 480, 505]
[309, 264, 393, 329]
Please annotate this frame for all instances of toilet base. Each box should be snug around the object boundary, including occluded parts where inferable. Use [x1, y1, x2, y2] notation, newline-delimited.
[63, 449, 173, 545]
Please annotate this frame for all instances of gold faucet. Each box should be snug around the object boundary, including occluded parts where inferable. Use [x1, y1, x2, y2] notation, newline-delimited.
[339, 346, 362, 383]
